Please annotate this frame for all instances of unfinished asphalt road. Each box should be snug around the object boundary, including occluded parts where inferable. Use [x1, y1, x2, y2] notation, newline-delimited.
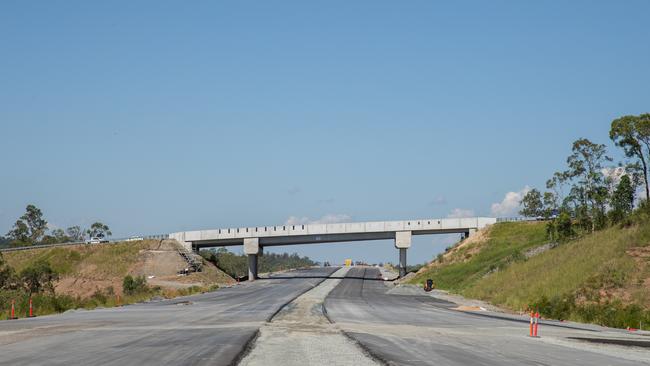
[324, 267, 650, 366]
[240, 267, 377, 366]
[0, 267, 336, 366]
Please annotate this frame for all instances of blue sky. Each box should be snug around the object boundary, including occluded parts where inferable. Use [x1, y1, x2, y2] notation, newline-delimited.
[1, 1, 649, 264]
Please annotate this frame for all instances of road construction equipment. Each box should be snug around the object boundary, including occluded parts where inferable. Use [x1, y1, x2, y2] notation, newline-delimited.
[424, 279, 435, 292]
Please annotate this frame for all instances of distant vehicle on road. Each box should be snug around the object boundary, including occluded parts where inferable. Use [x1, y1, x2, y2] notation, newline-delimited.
[86, 236, 109, 244]
[125, 236, 143, 242]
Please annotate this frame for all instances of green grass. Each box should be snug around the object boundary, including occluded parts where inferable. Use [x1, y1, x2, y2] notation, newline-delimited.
[5, 247, 87, 275]
[0, 284, 218, 320]
[464, 223, 648, 311]
[4, 241, 148, 277]
[0, 240, 230, 320]
[410, 220, 650, 329]
[410, 222, 548, 291]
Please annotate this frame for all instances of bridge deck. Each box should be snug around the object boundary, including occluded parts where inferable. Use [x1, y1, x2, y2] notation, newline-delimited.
[170, 217, 496, 248]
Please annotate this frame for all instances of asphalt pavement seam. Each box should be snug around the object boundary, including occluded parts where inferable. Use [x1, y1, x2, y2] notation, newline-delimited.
[239, 267, 380, 366]
[230, 268, 338, 365]
[321, 267, 389, 366]
[228, 330, 260, 366]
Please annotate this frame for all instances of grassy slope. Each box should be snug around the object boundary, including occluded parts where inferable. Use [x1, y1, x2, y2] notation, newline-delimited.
[410, 221, 650, 323]
[411, 222, 548, 292]
[5, 241, 142, 277]
[3, 240, 233, 293]
[465, 223, 649, 311]
[1, 240, 234, 319]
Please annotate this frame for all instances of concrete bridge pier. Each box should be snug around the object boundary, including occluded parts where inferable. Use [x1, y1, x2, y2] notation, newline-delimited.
[247, 254, 258, 280]
[395, 231, 411, 278]
[398, 248, 407, 277]
[244, 238, 260, 281]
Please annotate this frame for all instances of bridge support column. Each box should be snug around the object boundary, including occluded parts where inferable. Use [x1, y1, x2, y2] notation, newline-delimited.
[247, 253, 258, 280]
[395, 231, 412, 278]
[244, 238, 260, 281]
[399, 248, 407, 277]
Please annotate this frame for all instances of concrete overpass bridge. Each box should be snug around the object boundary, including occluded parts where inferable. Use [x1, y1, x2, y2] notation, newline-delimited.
[169, 217, 497, 279]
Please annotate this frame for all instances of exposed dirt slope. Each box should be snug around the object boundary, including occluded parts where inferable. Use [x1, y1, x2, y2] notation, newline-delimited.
[4, 239, 234, 298]
[414, 225, 492, 277]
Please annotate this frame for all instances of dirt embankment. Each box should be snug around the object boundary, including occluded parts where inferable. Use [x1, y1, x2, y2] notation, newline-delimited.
[415, 226, 491, 276]
[4, 239, 234, 298]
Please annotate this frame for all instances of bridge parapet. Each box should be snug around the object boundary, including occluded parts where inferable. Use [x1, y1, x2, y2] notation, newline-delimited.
[169, 217, 496, 245]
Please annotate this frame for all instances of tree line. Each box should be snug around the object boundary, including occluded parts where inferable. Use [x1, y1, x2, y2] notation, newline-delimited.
[520, 113, 650, 240]
[200, 248, 317, 279]
[0, 204, 112, 248]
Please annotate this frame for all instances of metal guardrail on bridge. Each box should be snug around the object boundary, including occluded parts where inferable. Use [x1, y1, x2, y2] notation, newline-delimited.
[496, 217, 546, 223]
[0, 234, 171, 253]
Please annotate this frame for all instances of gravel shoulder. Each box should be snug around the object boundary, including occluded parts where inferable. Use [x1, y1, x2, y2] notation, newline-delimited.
[239, 267, 379, 366]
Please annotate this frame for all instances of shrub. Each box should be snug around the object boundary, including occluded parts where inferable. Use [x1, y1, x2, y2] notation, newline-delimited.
[122, 275, 148, 295]
[19, 259, 58, 294]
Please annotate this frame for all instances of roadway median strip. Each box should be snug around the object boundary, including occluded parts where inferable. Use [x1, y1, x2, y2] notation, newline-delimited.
[238, 267, 379, 366]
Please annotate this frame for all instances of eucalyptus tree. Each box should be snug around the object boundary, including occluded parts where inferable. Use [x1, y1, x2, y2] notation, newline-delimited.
[519, 189, 544, 217]
[6, 204, 48, 245]
[86, 222, 112, 238]
[610, 114, 650, 201]
[609, 175, 635, 223]
[562, 138, 612, 232]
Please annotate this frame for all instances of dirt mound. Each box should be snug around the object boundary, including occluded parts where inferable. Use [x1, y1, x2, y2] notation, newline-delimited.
[6, 239, 234, 298]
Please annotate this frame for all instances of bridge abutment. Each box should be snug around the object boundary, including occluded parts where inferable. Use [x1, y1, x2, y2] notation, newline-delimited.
[395, 231, 411, 278]
[462, 228, 477, 240]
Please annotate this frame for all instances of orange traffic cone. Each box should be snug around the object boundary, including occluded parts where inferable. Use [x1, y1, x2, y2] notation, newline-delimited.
[28, 297, 35, 318]
[9, 299, 17, 320]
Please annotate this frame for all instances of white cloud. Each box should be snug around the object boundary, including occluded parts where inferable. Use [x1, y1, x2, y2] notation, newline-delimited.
[285, 216, 309, 225]
[447, 208, 475, 218]
[428, 196, 448, 206]
[490, 186, 531, 217]
[602, 166, 648, 200]
[602, 167, 627, 186]
[285, 214, 352, 225]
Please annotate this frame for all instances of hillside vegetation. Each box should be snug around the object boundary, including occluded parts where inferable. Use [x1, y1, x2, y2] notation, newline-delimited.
[1, 239, 233, 319]
[4, 240, 233, 294]
[200, 248, 317, 279]
[411, 222, 548, 291]
[410, 220, 650, 330]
